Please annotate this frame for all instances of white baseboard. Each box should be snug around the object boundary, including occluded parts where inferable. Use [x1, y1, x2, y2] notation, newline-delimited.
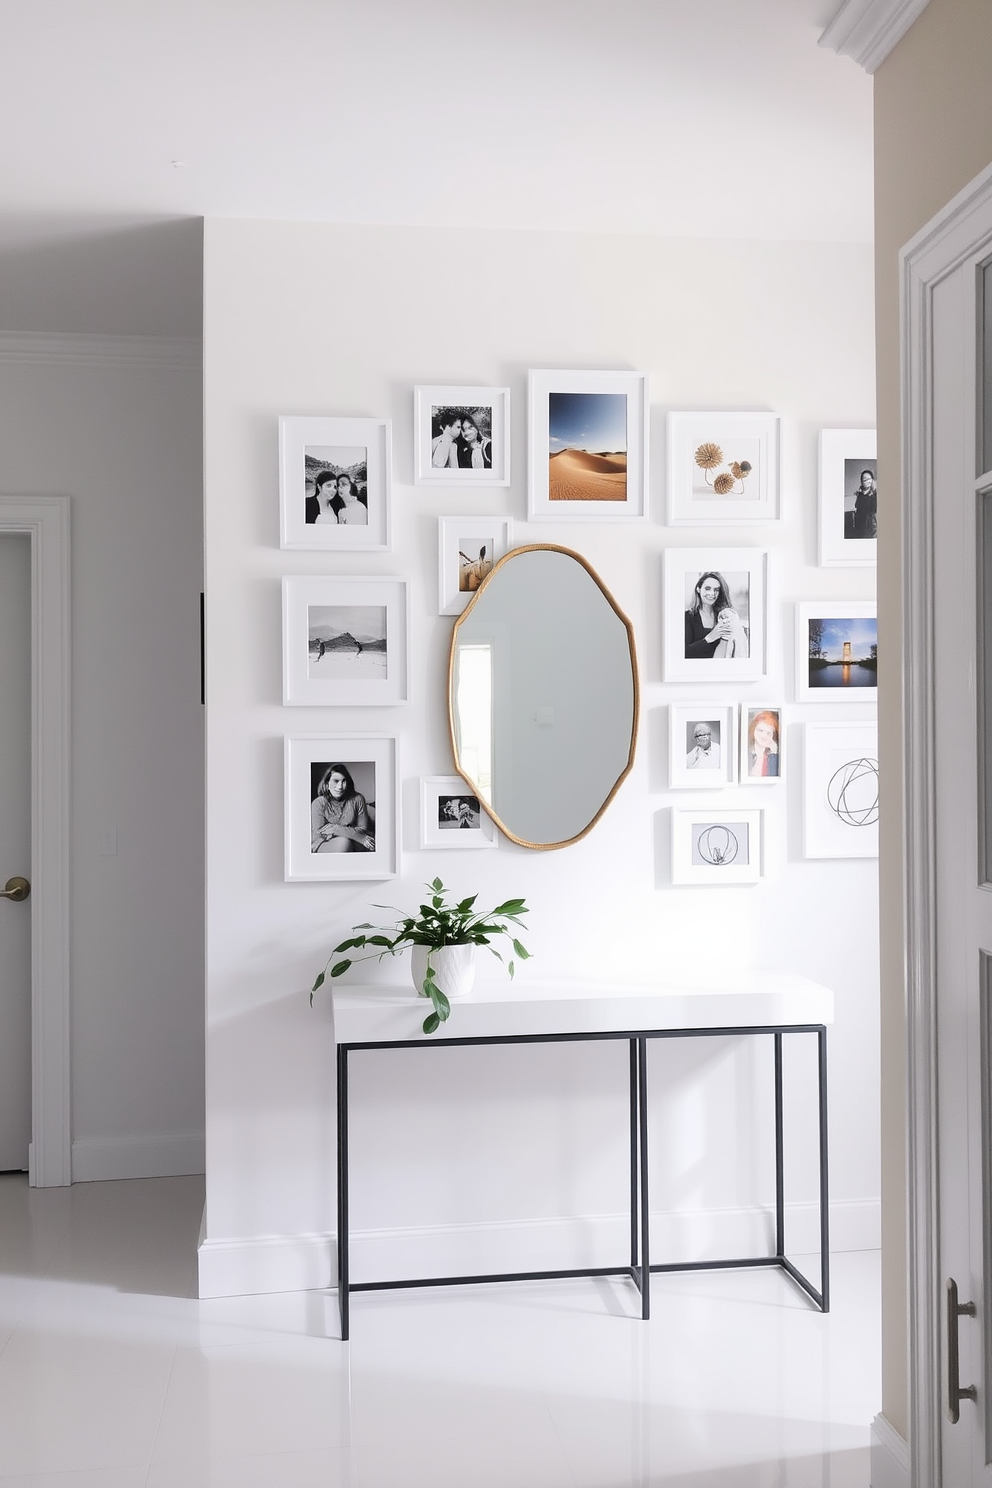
[198, 1231, 332, 1299]
[870, 1413, 910, 1488]
[72, 1132, 205, 1182]
[197, 1197, 879, 1299]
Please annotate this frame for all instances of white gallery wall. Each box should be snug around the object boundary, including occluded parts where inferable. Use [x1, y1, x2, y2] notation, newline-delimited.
[0, 335, 205, 1178]
[201, 218, 877, 1296]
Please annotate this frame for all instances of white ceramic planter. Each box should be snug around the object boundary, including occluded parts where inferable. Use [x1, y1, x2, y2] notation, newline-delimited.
[410, 943, 477, 1001]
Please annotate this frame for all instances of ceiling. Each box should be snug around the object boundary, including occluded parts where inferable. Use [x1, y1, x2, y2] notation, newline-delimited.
[0, 0, 872, 334]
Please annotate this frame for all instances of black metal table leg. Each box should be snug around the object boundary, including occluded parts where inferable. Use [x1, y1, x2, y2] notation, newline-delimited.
[336, 1043, 350, 1341]
[629, 1039, 639, 1276]
[818, 1026, 830, 1312]
[774, 1032, 785, 1260]
[637, 1036, 650, 1319]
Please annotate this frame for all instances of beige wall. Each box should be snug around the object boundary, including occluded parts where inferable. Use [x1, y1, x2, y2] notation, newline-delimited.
[874, 0, 992, 1441]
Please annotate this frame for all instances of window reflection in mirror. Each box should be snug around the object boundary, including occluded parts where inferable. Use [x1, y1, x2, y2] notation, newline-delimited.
[448, 545, 638, 849]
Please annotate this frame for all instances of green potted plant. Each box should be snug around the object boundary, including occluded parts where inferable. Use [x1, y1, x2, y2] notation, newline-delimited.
[312, 877, 530, 1035]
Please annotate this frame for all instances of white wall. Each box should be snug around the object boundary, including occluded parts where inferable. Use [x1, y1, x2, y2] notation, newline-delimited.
[201, 218, 877, 1296]
[0, 334, 205, 1180]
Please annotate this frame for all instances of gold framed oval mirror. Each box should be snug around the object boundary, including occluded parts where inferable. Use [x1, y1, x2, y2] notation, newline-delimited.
[447, 544, 639, 850]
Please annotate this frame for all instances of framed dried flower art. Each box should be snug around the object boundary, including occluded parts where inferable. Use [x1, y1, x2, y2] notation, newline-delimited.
[667, 412, 781, 525]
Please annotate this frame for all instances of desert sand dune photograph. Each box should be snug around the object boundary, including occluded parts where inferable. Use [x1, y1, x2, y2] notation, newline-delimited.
[549, 447, 628, 501]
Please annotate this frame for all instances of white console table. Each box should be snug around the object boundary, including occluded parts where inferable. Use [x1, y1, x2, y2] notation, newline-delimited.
[331, 974, 833, 1340]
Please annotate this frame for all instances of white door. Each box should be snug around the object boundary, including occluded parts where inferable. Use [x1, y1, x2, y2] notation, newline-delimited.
[0, 534, 32, 1171]
[930, 239, 992, 1484]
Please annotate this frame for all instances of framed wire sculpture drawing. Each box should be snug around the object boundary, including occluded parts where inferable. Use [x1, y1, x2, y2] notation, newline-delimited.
[671, 808, 763, 885]
[803, 722, 878, 858]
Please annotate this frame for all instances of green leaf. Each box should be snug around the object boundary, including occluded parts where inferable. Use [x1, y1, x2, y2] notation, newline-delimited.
[312, 970, 325, 991]
[366, 935, 394, 949]
[431, 987, 451, 1020]
[491, 898, 527, 917]
[331, 935, 365, 954]
[431, 877, 444, 892]
[512, 940, 531, 960]
[508, 961, 515, 979]
[456, 895, 478, 914]
[423, 1011, 440, 1035]
[330, 960, 351, 978]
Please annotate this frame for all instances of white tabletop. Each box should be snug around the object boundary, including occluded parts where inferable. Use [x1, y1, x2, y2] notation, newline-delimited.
[329, 973, 834, 1046]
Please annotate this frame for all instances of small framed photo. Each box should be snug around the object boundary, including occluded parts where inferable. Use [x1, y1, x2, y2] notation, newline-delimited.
[279, 416, 390, 550]
[803, 722, 878, 858]
[818, 429, 877, 566]
[795, 601, 877, 702]
[671, 808, 763, 886]
[740, 705, 784, 784]
[420, 776, 498, 850]
[414, 387, 510, 485]
[437, 517, 512, 616]
[667, 412, 781, 525]
[527, 369, 649, 522]
[285, 735, 398, 881]
[283, 577, 409, 706]
[669, 703, 737, 789]
[663, 547, 768, 682]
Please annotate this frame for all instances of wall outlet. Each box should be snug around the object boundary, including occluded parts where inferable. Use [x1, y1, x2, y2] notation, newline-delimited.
[96, 826, 118, 857]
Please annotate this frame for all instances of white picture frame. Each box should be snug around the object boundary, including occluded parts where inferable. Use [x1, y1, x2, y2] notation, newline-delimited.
[420, 776, 498, 850]
[667, 411, 781, 525]
[795, 601, 877, 703]
[527, 369, 649, 522]
[285, 735, 398, 881]
[818, 428, 877, 567]
[803, 722, 878, 858]
[668, 702, 737, 789]
[437, 516, 512, 616]
[739, 704, 784, 785]
[414, 386, 510, 486]
[671, 807, 764, 886]
[278, 415, 391, 551]
[282, 576, 409, 706]
[663, 547, 768, 682]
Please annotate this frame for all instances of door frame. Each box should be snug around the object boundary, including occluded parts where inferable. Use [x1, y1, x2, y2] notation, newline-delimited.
[0, 497, 71, 1187]
[903, 161, 992, 1485]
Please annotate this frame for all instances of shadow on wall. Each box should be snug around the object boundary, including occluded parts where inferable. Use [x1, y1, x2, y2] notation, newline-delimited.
[0, 213, 202, 336]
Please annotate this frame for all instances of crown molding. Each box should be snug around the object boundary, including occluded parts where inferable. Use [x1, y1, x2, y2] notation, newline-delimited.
[819, 0, 931, 73]
[0, 331, 200, 370]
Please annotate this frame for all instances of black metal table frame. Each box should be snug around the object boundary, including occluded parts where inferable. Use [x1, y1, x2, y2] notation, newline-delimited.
[335, 1022, 829, 1340]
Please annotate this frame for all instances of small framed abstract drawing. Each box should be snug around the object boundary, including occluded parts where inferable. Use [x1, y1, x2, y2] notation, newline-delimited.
[527, 369, 649, 522]
[803, 722, 878, 858]
[663, 547, 767, 682]
[795, 601, 877, 702]
[739, 704, 784, 784]
[668, 702, 737, 789]
[667, 411, 781, 525]
[420, 776, 498, 850]
[437, 516, 511, 616]
[285, 734, 398, 881]
[671, 808, 763, 886]
[413, 386, 510, 486]
[818, 428, 877, 567]
[282, 576, 409, 706]
[279, 415, 390, 551]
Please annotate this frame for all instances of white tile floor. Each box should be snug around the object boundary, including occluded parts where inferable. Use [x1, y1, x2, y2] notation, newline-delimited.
[0, 1174, 880, 1487]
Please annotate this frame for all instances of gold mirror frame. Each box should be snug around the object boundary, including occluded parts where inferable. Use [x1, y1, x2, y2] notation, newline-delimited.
[447, 543, 640, 851]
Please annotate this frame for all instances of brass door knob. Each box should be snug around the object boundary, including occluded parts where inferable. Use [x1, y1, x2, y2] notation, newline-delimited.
[0, 877, 30, 902]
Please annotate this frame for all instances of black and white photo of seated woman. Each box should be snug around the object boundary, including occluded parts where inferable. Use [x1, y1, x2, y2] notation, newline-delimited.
[431, 405, 493, 471]
[684, 569, 750, 660]
[310, 762, 375, 854]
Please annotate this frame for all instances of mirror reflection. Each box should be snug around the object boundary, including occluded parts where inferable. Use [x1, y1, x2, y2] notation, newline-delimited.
[449, 545, 638, 849]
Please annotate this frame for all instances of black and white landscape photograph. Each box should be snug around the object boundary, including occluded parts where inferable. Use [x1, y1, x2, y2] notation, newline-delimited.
[283, 576, 409, 706]
[308, 605, 387, 681]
